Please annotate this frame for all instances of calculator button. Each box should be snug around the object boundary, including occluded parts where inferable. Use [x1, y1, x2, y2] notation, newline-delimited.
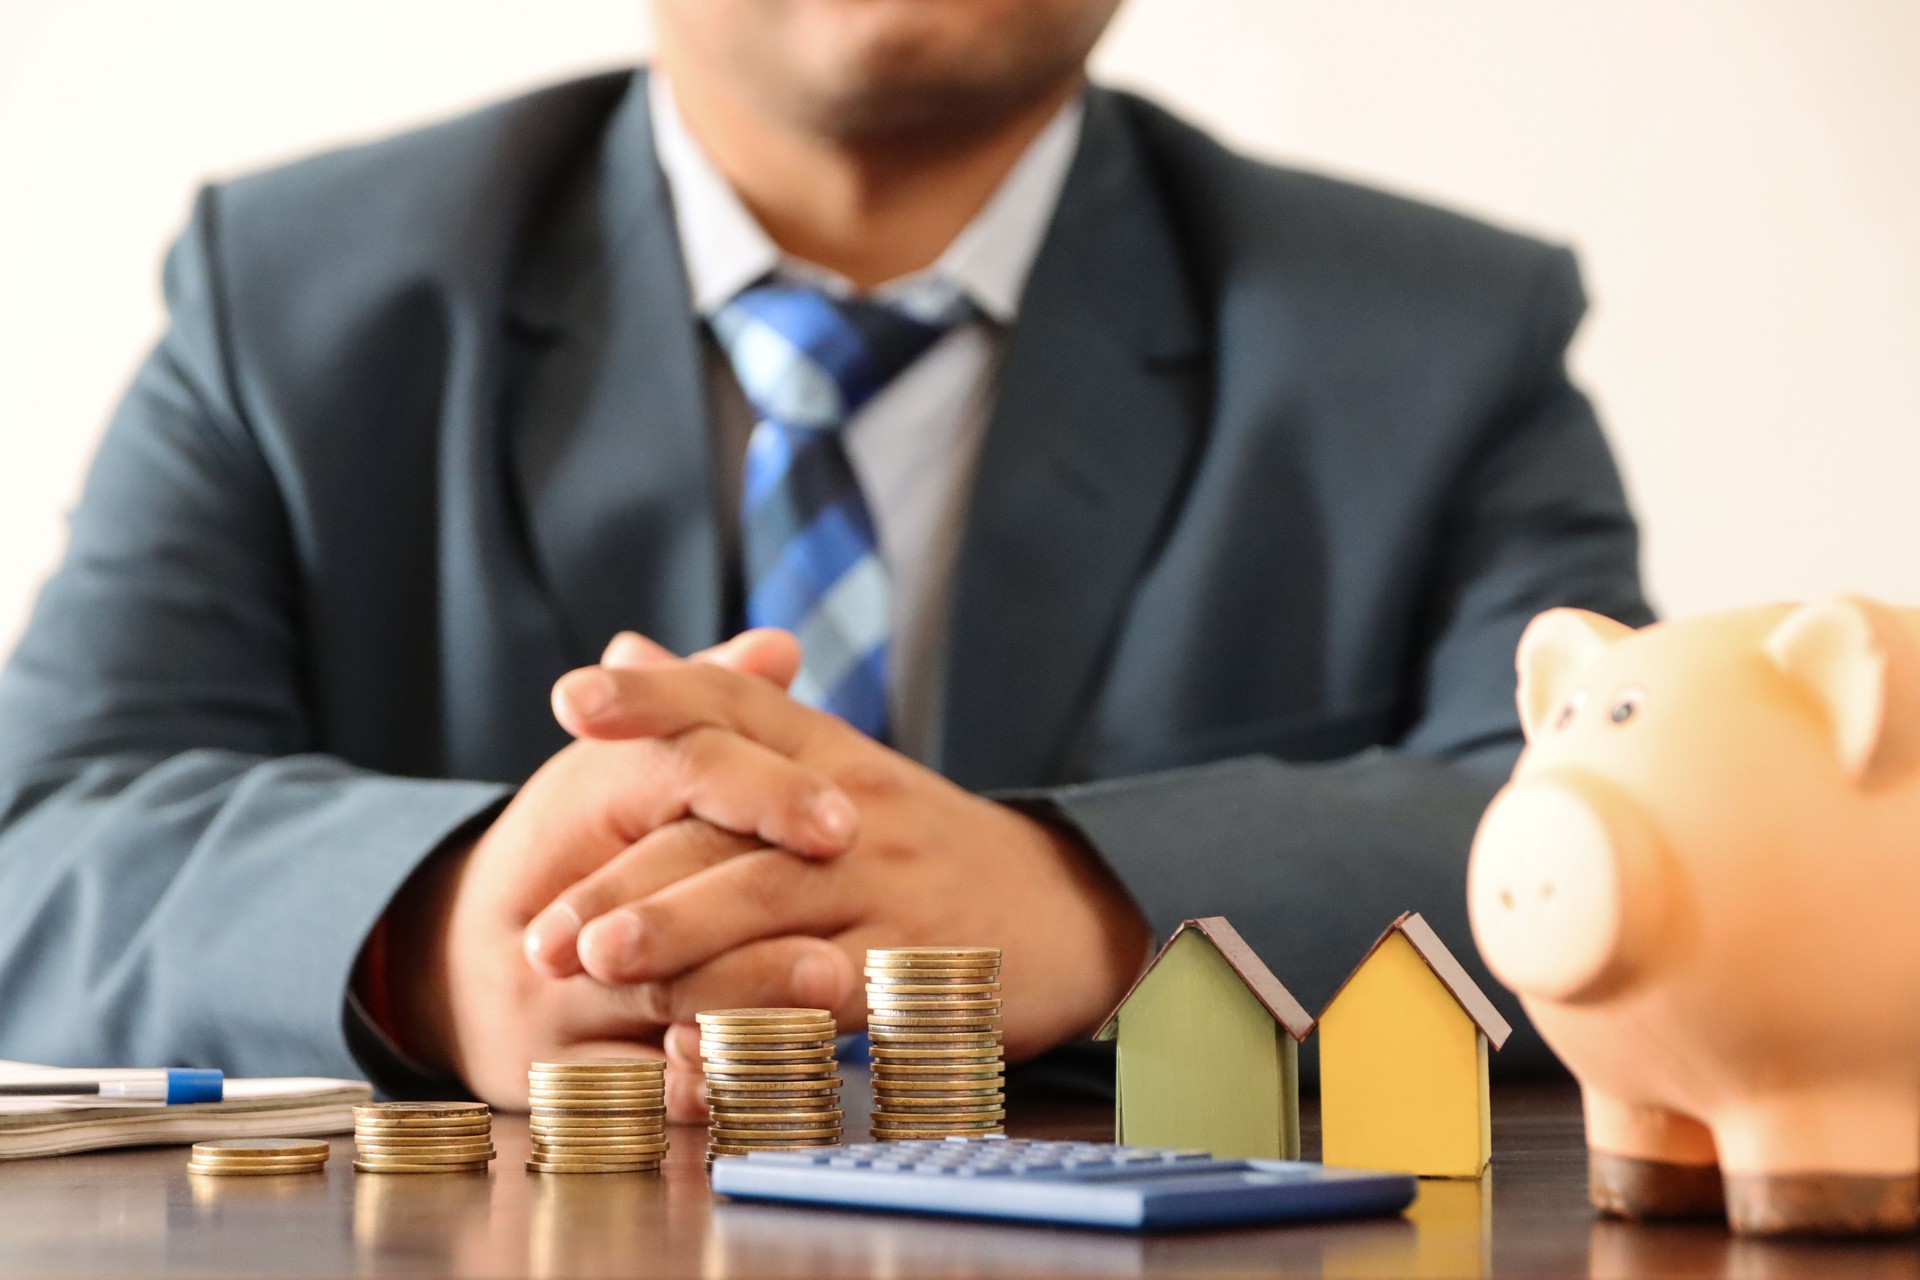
[743, 1151, 834, 1166]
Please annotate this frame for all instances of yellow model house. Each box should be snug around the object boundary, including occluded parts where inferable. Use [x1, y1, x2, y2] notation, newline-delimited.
[1318, 912, 1512, 1178]
[1095, 917, 1315, 1160]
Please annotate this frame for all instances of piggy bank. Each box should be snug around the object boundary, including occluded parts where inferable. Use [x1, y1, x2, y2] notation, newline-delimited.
[1468, 597, 1920, 1237]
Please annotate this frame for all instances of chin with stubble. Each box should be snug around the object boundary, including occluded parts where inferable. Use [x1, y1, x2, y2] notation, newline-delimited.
[652, 0, 1125, 144]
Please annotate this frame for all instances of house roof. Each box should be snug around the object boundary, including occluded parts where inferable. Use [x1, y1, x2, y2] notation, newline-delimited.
[1094, 916, 1315, 1043]
[1321, 912, 1513, 1050]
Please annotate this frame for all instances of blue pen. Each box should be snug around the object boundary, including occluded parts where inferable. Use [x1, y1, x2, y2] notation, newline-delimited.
[0, 1069, 224, 1104]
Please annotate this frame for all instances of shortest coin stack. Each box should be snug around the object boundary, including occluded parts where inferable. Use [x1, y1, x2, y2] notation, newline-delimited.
[352, 1102, 495, 1174]
[188, 1137, 331, 1177]
[526, 1059, 669, 1174]
[698, 1008, 843, 1163]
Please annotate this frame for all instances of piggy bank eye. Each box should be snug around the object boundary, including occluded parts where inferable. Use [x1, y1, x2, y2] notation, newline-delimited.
[1608, 686, 1645, 726]
[1553, 690, 1587, 731]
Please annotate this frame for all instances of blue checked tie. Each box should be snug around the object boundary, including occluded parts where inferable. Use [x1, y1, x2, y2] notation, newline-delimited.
[712, 279, 972, 741]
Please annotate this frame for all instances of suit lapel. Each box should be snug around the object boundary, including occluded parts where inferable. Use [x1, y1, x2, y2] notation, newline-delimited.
[940, 90, 1208, 790]
[505, 71, 723, 665]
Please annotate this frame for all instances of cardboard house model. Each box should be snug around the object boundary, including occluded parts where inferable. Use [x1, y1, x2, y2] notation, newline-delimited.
[1095, 917, 1315, 1160]
[1318, 911, 1513, 1179]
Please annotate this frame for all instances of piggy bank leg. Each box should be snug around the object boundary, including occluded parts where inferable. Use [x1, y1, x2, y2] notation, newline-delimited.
[1715, 1093, 1920, 1237]
[1583, 1090, 1724, 1220]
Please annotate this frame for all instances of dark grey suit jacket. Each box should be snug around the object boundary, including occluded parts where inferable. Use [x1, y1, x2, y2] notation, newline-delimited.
[0, 71, 1648, 1087]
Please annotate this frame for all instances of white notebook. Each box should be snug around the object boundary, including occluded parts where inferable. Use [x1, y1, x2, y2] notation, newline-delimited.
[0, 1061, 371, 1160]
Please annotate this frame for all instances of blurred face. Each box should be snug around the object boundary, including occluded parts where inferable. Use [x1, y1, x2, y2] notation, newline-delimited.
[653, 0, 1125, 142]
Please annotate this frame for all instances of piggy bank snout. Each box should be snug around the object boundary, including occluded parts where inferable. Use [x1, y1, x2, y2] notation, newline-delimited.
[1469, 776, 1664, 1003]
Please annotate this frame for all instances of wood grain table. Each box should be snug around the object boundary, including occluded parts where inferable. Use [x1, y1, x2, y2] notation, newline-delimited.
[5, 1072, 1920, 1278]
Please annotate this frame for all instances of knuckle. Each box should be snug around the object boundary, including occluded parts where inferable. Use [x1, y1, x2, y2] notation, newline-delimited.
[835, 756, 897, 802]
[623, 977, 677, 1024]
[734, 852, 791, 915]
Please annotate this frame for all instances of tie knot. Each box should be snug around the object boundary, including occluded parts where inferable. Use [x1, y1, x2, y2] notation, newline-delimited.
[711, 279, 972, 432]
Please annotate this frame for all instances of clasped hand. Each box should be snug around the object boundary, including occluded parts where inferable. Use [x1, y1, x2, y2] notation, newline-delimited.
[393, 630, 1148, 1120]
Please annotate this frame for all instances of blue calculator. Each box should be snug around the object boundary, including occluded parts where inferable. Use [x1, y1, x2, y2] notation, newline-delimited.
[709, 1138, 1417, 1231]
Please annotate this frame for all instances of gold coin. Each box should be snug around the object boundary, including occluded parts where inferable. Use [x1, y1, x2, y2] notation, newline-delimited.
[697, 1029, 835, 1042]
[526, 1094, 667, 1108]
[870, 1087, 1002, 1100]
[697, 1044, 836, 1062]
[865, 981, 1002, 996]
[707, 1093, 842, 1108]
[866, 947, 999, 963]
[354, 1102, 488, 1119]
[353, 1160, 492, 1174]
[355, 1146, 497, 1162]
[869, 1042, 1002, 1056]
[867, 1031, 1000, 1043]
[529, 1058, 664, 1073]
[355, 1142, 498, 1159]
[530, 1137, 670, 1152]
[870, 1062, 1004, 1076]
[529, 1118, 666, 1133]
[872, 1095, 1006, 1110]
[530, 1143, 670, 1159]
[188, 1162, 326, 1177]
[526, 1160, 661, 1174]
[530, 1106, 665, 1120]
[186, 1145, 332, 1159]
[709, 1129, 842, 1144]
[872, 1077, 1005, 1092]
[186, 1154, 330, 1170]
[698, 1082, 833, 1105]
[352, 1123, 493, 1140]
[708, 1106, 845, 1122]
[700, 1062, 838, 1078]
[866, 971, 1001, 983]
[695, 1008, 834, 1026]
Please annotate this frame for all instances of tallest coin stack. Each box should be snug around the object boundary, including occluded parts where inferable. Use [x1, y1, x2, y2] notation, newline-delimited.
[865, 947, 1007, 1140]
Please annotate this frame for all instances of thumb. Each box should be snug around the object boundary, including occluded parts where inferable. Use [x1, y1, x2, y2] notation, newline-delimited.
[696, 628, 801, 690]
[601, 628, 800, 691]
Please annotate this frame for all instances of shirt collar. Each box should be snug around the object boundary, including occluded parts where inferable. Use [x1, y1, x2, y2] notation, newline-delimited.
[649, 70, 1083, 324]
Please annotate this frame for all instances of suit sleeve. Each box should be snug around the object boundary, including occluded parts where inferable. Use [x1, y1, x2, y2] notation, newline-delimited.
[0, 190, 509, 1083]
[1019, 247, 1651, 1072]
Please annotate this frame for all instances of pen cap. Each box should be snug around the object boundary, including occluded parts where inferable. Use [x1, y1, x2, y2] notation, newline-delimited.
[166, 1069, 225, 1105]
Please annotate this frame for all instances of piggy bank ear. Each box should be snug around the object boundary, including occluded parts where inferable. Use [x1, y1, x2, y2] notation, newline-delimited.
[1516, 609, 1634, 740]
[1765, 596, 1920, 789]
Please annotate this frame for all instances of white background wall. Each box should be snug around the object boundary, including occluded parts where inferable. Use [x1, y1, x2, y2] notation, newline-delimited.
[3, 1, 1918, 655]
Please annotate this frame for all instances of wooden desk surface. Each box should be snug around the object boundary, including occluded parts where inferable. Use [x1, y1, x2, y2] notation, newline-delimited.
[5, 1073, 1919, 1278]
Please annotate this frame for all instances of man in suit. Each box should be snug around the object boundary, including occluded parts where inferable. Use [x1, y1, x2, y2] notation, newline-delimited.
[0, 0, 1648, 1116]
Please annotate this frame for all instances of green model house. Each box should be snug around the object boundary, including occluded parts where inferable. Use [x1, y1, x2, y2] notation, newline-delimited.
[1095, 916, 1315, 1160]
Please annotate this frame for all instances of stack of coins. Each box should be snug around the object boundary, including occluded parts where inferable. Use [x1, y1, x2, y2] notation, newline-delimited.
[526, 1059, 668, 1174]
[187, 1137, 331, 1176]
[698, 1008, 843, 1162]
[352, 1102, 495, 1173]
[866, 947, 1006, 1140]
